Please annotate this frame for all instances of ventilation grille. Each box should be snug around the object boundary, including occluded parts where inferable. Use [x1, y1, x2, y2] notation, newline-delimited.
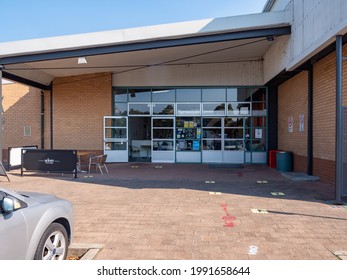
[24, 126, 31, 137]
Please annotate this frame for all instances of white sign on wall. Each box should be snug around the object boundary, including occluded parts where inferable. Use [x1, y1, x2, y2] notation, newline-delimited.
[288, 116, 293, 133]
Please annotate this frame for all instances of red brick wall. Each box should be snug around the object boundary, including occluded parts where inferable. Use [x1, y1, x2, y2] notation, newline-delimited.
[2, 83, 42, 161]
[278, 71, 308, 173]
[50, 73, 112, 152]
[278, 43, 347, 184]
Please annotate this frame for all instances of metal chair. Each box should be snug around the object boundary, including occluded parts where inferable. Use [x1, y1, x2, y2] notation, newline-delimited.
[88, 154, 108, 175]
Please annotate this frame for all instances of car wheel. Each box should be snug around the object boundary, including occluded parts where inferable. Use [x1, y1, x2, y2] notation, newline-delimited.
[34, 223, 68, 260]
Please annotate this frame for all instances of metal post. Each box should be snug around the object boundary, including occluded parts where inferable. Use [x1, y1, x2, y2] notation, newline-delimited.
[335, 35, 343, 202]
[40, 91, 45, 149]
[0, 65, 3, 162]
[50, 83, 53, 149]
[307, 63, 313, 175]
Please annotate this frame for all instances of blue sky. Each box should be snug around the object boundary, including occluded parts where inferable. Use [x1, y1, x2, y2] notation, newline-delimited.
[1, 0, 268, 42]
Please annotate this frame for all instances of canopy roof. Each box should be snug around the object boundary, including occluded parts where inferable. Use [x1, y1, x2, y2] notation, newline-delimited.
[0, 10, 291, 89]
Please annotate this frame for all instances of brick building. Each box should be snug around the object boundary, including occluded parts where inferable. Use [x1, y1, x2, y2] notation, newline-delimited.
[0, 0, 346, 198]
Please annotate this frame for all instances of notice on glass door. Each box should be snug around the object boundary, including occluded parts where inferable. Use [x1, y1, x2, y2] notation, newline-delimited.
[255, 128, 262, 139]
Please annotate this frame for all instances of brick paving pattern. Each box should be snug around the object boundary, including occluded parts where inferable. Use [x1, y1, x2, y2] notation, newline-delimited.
[3, 163, 347, 260]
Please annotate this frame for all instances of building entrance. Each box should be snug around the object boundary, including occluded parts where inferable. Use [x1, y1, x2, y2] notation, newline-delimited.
[128, 117, 151, 162]
[112, 87, 267, 164]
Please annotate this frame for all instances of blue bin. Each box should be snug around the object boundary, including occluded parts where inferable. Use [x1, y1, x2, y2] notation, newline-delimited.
[276, 151, 293, 172]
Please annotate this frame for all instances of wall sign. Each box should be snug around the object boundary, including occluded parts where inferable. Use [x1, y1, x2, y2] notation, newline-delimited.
[288, 116, 293, 133]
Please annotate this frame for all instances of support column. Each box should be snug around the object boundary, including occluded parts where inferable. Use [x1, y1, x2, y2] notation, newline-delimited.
[0, 65, 3, 162]
[50, 82, 53, 149]
[335, 35, 343, 202]
[307, 63, 313, 175]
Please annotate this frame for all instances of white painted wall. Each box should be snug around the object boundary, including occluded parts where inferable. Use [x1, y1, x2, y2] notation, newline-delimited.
[113, 61, 263, 87]
[264, 0, 347, 82]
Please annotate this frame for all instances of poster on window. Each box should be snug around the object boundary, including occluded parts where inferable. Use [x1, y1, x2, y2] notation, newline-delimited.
[288, 116, 293, 133]
[255, 128, 262, 139]
[299, 114, 304, 132]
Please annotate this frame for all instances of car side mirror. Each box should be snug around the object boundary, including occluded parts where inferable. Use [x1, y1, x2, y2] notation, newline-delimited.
[1, 197, 15, 213]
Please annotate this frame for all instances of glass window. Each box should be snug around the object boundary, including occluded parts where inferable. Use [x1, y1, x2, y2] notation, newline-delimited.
[176, 128, 201, 139]
[224, 140, 244, 150]
[105, 118, 126, 127]
[152, 89, 175, 101]
[128, 103, 151, 115]
[176, 140, 201, 151]
[202, 88, 226, 101]
[224, 117, 243, 128]
[128, 89, 151, 102]
[153, 129, 174, 139]
[153, 140, 174, 151]
[153, 118, 174, 128]
[152, 103, 174, 115]
[176, 117, 201, 128]
[251, 140, 266, 151]
[203, 140, 221, 150]
[203, 118, 221, 127]
[253, 117, 266, 127]
[227, 102, 251, 116]
[252, 102, 266, 116]
[105, 141, 127, 151]
[176, 89, 201, 101]
[202, 103, 225, 116]
[203, 128, 221, 139]
[113, 88, 128, 102]
[176, 103, 201, 116]
[224, 128, 243, 139]
[114, 103, 127, 116]
[105, 128, 127, 139]
[251, 88, 266, 102]
[227, 88, 251, 102]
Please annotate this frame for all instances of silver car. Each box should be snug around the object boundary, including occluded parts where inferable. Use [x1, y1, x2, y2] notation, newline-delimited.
[0, 187, 73, 260]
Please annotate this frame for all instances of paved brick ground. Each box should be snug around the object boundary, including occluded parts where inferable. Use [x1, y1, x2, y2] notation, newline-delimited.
[3, 163, 347, 260]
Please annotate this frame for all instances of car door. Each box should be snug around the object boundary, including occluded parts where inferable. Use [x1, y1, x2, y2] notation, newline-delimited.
[0, 199, 28, 259]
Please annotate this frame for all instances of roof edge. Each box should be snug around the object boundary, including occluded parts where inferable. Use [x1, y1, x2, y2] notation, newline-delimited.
[0, 11, 291, 59]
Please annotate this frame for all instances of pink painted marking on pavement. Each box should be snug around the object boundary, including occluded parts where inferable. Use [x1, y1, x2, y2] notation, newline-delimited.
[220, 204, 236, 227]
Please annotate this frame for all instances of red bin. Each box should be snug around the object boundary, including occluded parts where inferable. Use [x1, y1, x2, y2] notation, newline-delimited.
[269, 150, 279, 168]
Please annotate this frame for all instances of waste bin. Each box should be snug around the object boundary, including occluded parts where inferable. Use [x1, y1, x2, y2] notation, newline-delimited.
[269, 150, 280, 168]
[276, 151, 293, 172]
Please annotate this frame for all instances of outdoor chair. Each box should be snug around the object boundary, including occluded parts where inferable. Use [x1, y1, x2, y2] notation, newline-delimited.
[77, 152, 95, 173]
[88, 154, 108, 175]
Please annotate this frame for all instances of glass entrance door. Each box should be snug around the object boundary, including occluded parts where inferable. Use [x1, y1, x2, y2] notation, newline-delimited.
[223, 117, 245, 163]
[103, 116, 128, 162]
[152, 117, 175, 163]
